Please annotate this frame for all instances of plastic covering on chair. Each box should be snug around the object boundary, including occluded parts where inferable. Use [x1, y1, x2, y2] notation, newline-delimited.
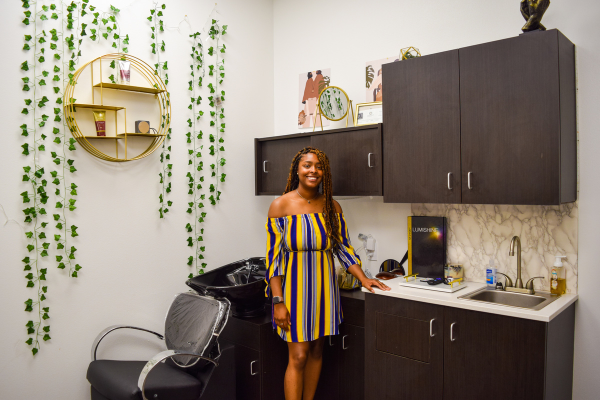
[164, 292, 230, 367]
[87, 292, 233, 400]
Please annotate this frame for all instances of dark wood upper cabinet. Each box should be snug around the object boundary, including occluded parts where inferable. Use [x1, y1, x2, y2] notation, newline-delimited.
[255, 126, 383, 197]
[382, 29, 576, 205]
[311, 125, 382, 196]
[382, 49, 462, 204]
[255, 136, 311, 196]
[460, 29, 576, 205]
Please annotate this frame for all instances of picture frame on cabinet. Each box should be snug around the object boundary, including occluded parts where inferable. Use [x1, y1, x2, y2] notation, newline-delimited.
[354, 101, 383, 126]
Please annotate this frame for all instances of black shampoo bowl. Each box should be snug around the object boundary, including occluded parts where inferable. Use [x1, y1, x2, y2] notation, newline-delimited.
[187, 257, 267, 317]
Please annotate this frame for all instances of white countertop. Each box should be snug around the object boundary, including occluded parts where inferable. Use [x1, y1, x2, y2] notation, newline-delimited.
[362, 279, 578, 322]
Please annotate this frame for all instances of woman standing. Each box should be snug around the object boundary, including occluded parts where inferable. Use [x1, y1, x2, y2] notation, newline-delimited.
[265, 147, 389, 400]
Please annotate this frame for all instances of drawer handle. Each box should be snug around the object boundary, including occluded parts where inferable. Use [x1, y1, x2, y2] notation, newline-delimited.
[450, 322, 456, 342]
[430, 319, 435, 337]
[468, 172, 473, 190]
[342, 335, 349, 350]
[263, 160, 268, 173]
[250, 360, 258, 375]
[329, 336, 334, 347]
[368, 153, 374, 168]
[447, 173, 452, 190]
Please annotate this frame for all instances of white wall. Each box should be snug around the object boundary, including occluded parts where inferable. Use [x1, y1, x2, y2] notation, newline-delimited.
[273, 0, 600, 398]
[0, 0, 273, 398]
[2, 0, 600, 398]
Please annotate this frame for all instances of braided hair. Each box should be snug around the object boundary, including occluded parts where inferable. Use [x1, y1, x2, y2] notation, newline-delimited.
[284, 147, 339, 243]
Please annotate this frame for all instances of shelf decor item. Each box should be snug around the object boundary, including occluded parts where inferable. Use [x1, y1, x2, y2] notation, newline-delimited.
[313, 86, 354, 132]
[63, 53, 170, 162]
[520, 0, 550, 32]
[135, 120, 150, 134]
[354, 101, 383, 126]
[400, 46, 421, 60]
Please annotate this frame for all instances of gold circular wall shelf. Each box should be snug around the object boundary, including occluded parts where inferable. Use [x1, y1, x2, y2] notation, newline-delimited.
[63, 53, 171, 162]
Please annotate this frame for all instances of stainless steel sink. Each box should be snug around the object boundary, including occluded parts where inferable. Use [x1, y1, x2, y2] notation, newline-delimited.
[458, 288, 560, 310]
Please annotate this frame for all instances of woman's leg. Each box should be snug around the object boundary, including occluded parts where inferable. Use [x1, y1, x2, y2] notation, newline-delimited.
[302, 336, 325, 400]
[285, 341, 310, 400]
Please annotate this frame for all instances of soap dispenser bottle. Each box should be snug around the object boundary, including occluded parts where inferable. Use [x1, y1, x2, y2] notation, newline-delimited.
[550, 256, 567, 295]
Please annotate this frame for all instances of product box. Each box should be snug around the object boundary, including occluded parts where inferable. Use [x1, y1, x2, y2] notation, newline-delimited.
[407, 216, 447, 278]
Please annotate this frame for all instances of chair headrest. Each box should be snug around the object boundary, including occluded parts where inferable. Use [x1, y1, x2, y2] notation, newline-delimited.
[164, 292, 230, 367]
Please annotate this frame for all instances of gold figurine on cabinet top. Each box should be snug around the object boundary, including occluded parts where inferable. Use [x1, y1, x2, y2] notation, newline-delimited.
[520, 0, 550, 32]
[400, 47, 421, 60]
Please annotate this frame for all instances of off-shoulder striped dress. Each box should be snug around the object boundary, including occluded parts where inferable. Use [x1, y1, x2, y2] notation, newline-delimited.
[265, 213, 361, 343]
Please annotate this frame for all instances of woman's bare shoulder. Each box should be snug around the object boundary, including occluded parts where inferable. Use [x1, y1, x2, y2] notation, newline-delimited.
[268, 193, 294, 218]
[332, 199, 343, 213]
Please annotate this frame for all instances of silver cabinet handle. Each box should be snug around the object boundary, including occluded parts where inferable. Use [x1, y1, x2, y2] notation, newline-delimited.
[250, 360, 258, 375]
[430, 319, 436, 337]
[468, 172, 473, 190]
[342, 335, 349, 350]
[368, 153, 374, 168]
[263, 160, 268, 173]
[329, 336, 334, 346]
[447, 173, 452, 190]
[450, 322, 456, 342]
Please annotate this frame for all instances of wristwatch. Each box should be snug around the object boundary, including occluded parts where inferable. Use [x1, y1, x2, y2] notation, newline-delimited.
[272, 296, 284, 305]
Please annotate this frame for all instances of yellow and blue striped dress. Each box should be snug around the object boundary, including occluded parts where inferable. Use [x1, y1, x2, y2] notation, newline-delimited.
[265, 213, 361, 342]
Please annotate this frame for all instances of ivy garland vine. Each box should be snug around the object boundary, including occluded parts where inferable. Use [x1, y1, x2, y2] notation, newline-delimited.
[186, 32, 207, 276]
[20, 0, 128, 356]
[184, 19, 227, 276]
[148, 3, 173, 219]
[206, 19, 227, 205]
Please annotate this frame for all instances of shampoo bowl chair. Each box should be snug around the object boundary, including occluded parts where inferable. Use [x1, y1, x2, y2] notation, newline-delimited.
[87, 292, 234, 400]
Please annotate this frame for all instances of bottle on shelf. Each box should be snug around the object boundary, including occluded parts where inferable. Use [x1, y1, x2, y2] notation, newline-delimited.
[550, 255, 567, 295]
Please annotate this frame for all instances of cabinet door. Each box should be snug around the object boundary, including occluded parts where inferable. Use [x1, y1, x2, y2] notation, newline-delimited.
[443, 307, 546, 400]
[365, 294, 444, 400]
[459, 31, 561, 204]
[255, 137, 311, 195]
[311, 125, 382, 196]
[382, 49, 461, 203]
[314, 335, 340, 400]
[338, 324, 365, 400]
[235, 345, 262, 400]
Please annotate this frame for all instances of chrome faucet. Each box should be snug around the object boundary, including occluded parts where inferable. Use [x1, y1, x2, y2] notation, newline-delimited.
[509, 236, 524, 288]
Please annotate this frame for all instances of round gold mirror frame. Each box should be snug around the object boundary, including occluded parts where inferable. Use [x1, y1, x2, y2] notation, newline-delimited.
[63, 53, 171, 162]
[316, 85, 350, 121]
[313, 85, 354, 132]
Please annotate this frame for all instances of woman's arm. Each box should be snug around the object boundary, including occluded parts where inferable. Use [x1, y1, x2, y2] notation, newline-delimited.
[332, 200, 390, 293]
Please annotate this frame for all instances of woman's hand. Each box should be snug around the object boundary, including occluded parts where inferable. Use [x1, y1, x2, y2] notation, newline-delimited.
[361, 278, 391, 293]
[274, 303, 291, 331]
[347, 264, 391, 293]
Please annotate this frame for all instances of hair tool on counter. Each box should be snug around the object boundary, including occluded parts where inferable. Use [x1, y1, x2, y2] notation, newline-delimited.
[375, 251, 408, 280]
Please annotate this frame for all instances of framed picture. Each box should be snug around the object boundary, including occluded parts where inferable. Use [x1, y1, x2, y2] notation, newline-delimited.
[354, 101, 383, 126]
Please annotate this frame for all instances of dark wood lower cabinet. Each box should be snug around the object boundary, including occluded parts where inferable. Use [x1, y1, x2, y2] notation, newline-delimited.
[222, 290, 365, 400]
[365, 293, 576, 400]
[220, 310, 288, 400]
[315, 290, 365, 400]
[443, 307, 546, 400]
[365, 293, 444, 400]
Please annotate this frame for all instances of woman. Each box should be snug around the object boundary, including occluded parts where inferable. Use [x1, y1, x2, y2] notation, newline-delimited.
[265, 147, 389, 400]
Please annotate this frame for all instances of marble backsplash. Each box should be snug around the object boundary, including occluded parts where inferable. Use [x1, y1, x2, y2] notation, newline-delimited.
[411, 203, 578, 293]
